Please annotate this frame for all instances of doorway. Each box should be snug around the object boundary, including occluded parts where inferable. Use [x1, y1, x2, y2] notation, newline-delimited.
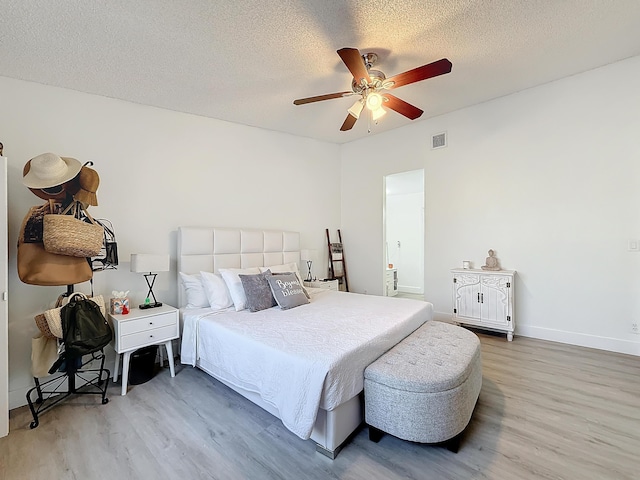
[384, 170, 424, 298]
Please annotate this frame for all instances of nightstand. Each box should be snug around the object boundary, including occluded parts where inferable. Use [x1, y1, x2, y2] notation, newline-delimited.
[108, 304, 179, 395]
[303, 279, 339, 291]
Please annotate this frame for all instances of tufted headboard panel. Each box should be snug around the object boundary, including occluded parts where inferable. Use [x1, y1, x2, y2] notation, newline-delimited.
[177, 227, 301, 308]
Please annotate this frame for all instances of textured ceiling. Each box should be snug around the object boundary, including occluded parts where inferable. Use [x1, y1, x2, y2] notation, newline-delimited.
[2, 1, 640, 144]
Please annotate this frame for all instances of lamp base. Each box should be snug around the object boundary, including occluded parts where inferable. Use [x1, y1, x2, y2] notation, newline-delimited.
[139, 302, 163, 309]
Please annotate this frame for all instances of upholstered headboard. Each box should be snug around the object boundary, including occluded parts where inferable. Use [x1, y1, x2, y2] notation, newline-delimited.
[177, 227, 301, 308]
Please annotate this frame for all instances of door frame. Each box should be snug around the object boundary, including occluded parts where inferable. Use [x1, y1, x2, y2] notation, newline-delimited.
[383, 169, 425, 297]
[1, 156, 8, 437]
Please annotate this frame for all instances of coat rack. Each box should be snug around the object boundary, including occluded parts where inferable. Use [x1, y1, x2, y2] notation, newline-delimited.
[26, 284, 110, 429]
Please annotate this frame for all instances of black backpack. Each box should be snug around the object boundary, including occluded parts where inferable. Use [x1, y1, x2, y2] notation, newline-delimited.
[48, 294, 113, 374]
[61, 294, 113, 358]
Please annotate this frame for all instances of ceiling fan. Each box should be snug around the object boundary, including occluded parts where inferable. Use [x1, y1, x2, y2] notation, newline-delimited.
[293, 47, 452, 131]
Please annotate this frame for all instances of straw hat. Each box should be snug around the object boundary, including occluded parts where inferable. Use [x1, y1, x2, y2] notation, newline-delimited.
[23, 159, 81, 201]
[73, 165, 100, 207]
[22, 153, 82, 189]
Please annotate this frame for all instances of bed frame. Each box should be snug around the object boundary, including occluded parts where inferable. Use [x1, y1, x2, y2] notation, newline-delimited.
[177, 226, 363, 458]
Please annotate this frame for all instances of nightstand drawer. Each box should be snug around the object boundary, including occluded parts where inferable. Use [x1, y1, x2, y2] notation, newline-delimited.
[120, 324, 178, 351]
[304, 280, 339, 291]
[119, 311, 176, 336]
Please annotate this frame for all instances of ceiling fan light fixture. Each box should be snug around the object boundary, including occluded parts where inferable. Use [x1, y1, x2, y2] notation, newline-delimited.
[366, 92, 383, 111]
[371, 106, 387, 121]
[347, 99, 364, 119]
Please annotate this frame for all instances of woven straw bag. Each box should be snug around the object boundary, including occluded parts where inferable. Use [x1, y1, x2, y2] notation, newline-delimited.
[43, 201, 104, 258]
[34, 313, 56, 339]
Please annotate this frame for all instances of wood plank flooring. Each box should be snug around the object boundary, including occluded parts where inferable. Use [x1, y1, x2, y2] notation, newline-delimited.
[1, 332, 638, 480]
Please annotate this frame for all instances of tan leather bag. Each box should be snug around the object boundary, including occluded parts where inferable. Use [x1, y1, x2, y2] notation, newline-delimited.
[17, 203, 93, 286]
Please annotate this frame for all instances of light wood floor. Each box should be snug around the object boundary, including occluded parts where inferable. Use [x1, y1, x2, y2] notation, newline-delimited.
[1, 332, 638, 480]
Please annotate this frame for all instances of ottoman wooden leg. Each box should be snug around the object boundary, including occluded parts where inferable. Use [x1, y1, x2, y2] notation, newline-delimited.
[368, 425, 384, 443]
[445, 432, 462, 453]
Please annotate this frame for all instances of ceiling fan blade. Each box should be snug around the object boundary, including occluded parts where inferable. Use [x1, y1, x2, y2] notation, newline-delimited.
[293, 91, 353, 105]
[382, 94, 424, 120]
[340, 113, 358, 131]
[385, 58, 452, 89]
[337, 48, 371, 85]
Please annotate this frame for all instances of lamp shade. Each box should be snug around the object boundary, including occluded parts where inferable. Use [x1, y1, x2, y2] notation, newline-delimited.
[130, 254, 170, 273]
[300, 249, 318, 261]
[371, 106, 387, 121]
[366, 92, 383, 111]
[347, 100, 364, 119]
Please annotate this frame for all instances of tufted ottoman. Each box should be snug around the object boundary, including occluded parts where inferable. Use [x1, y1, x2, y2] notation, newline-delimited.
[364, 321, 482, 451]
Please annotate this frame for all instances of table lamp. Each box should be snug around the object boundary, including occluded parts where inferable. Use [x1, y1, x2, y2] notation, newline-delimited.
[300, 249, 317, 282]
[130, 253, 170, 309]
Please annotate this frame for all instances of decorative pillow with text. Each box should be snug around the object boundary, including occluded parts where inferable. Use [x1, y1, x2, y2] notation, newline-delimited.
[265, 272, 310, 310]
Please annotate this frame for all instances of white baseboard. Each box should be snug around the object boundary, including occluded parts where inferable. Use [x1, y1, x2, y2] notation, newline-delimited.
[433, 311, 640, 356]
[433, 311, 454, 323]
[9, 388, 28, 410]
[516, 325, 640, 356]
[397, 285, 423, 295]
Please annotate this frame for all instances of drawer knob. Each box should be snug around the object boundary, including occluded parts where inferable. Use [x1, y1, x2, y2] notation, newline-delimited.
[149, 322, 153, 325]
[149, 335, 153, 338]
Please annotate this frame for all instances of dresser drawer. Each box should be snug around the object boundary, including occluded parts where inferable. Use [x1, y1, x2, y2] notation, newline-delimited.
[119, 311, 176, 336]
[120, 324, 178, 351]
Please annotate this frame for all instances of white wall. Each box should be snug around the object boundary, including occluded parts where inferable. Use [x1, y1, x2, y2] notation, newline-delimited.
[341, 55, 640, 356]
[0, 76, 341, 409]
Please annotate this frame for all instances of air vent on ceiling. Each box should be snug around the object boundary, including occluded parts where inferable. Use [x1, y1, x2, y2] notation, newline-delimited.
[431, 132, 447, 149]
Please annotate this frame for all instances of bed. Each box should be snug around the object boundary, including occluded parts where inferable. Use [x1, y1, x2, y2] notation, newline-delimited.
[177, 227, 433, 458]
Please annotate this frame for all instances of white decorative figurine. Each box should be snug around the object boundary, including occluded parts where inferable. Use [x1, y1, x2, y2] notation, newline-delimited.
[481, 249, 501, 271]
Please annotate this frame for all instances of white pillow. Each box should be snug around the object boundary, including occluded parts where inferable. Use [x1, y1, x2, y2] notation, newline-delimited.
[259, 263, 309, 298]
[179, 272, 209, 309]
[200, 271, 234, 310]
[218, 267, 261, 311]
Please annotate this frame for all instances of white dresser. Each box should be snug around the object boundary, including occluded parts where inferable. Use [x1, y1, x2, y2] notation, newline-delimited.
[451, 268, 515, 341]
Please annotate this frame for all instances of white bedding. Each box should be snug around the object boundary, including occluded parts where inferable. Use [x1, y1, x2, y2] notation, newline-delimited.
[181, 288, 433, 439]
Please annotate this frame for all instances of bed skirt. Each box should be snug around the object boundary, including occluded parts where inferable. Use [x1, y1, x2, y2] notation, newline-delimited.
[197, 357, 363, 458]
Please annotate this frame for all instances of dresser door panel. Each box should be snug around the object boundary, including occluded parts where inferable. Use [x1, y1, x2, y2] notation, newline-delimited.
[480, 275, 510, 326]
[454, 274, 481, 321]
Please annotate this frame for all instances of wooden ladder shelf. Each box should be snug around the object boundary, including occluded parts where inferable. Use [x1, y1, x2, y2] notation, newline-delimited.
[326, 229, 349, 292]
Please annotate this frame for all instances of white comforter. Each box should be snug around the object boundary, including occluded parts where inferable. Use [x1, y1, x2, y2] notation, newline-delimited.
[181, 289, 433, 439]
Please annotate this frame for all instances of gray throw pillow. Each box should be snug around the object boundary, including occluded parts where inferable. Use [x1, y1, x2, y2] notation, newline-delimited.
[270, 271, 310, 299]
[265, 272, 310, 310]
[239, 272, 277, 312]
